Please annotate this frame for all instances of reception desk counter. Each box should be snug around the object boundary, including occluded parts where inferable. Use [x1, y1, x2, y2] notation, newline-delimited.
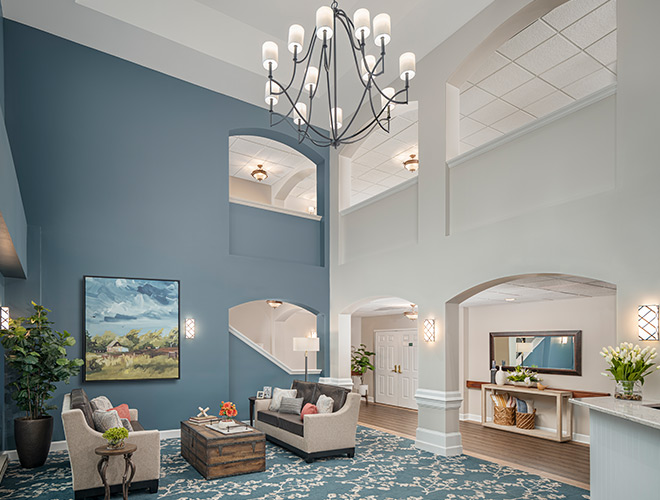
[571, 396, 660, 500]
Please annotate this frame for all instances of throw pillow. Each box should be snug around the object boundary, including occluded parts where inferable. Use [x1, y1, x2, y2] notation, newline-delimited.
[316, 394, 334, 414]
[120, 418, 134, 432]
[300, 403, 318, 421]
[269, 388, 297, 411]
[108, 404, 130, 420]
[92, 409, 122, 432]
[90, 396, 113, 412]
[279, 397, 304, 415]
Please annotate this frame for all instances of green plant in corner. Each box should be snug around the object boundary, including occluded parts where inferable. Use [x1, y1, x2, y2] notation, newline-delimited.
[0, 302, 83, 418]
[0, 302, 83, 468]
[351, 343, 375, 386]
[103, 427, 129, 449]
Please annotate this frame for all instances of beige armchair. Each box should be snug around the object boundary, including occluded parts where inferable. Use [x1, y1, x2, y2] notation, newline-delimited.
[61, 390, 160, 500]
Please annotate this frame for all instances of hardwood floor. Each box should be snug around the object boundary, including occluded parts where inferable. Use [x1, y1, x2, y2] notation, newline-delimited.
[357, 401, 590, 490]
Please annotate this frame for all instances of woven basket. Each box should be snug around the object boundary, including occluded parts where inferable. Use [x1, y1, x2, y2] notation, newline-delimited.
[516, 410, 536, 429]
[493, 406, 516, 426]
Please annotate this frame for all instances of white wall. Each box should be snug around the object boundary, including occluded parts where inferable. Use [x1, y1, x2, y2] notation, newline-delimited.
[461, 295, 616, 440]
[229, 301, 317, 370]
[328, 0, 660, 455]
[229, 176, 271, 205]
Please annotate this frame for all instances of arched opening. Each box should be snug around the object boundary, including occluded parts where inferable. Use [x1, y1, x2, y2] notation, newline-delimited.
[229, 299, 321, 375]
[340, 296, 419, 409]
[229, 135, 318, 215]
[447, 273, 616, 451]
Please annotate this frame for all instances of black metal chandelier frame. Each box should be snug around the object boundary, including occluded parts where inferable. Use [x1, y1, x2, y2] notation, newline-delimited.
[265, 1, 412, 148]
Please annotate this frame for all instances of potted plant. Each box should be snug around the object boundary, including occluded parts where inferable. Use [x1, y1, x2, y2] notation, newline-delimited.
[506, 365, 541, 387]
[102, 427, 129, 450]
[351, 344, 375, 396]
[601, 342, 659, 400]
[0, 302, 83, 468]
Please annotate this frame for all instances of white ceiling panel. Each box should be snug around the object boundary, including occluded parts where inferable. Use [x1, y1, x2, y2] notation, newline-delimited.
[477, 63, 534, 96]
[539, 52, 602, 88]
[525, 91, 574, 117]
[498, 20, 555, 60]
[515, 35, 580, 75]
[561, 1, 616, 49]
[542, 0, 608, 31]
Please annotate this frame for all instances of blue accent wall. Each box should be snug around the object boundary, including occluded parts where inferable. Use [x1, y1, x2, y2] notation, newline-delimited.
[2, 20, 329, 445]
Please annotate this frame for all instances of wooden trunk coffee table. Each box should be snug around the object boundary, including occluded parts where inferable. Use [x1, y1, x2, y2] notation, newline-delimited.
[180, 420, 266, 479]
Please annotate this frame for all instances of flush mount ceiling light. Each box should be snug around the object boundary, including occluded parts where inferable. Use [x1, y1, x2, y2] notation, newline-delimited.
[266, 300, 283, 309]
[402, 154, 419, 172]
[251, 164, 268, 182]
[403, 304, 418, 320]
[261, 1, 416, 148]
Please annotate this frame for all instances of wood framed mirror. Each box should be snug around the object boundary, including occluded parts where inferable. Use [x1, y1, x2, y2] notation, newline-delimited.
[490, 330, 582, 376]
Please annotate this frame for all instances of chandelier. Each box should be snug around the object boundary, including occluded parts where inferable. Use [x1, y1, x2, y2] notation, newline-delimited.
[261, 2, 416, 148]
[403, 304, 418, 321]
[251, 164, 268, 181]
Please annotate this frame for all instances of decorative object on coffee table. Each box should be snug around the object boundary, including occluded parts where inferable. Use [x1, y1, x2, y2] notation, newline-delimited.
[103, 427, 129, 450]
[189, 407, 217, 425]
[94, 443, 137, 500]
[601, 342, 659, 401]
[219, 401, 237, 422]
[83, 276, 180, 382]
[180, 420, 265, 479]
[0, 302, 83, 468]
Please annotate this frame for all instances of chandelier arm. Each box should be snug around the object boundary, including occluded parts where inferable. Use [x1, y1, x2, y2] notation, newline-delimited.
[335, 11, 364, 52]
[335, 119, 382, 145]
[334, 68, 378, 141]
[271, 108, 333, 147]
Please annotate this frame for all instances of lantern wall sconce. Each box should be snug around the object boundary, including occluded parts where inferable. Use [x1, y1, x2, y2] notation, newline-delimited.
[0, 306, 9, 330]
[423, 319, 436, 343]
[185, 318, 196, 339]
[638, 305, 659, 341]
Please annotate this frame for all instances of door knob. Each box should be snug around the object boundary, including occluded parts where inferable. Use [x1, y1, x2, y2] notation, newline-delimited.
[397, 365, 402, 374]
[391, 366, 397, 372]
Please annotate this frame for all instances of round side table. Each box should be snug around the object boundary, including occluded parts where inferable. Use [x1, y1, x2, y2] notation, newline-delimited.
[94, 443, 137, 500]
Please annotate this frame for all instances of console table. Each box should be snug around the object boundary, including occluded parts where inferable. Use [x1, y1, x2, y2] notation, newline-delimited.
[481, 384, 573, 442]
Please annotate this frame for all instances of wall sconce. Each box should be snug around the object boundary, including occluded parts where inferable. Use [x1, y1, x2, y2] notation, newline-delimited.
[0, 306, 9, 330]
[638, 305, 659, 341]
[423, 319, 436, 342]
[185, 318, 196, 339]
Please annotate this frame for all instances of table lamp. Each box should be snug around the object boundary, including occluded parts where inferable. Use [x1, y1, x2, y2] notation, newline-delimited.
[293, 337, 320, 381]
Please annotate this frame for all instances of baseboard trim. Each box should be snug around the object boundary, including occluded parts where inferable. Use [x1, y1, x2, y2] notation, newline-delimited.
[415, 427, 463, 456]
[458, 414, 590, 444]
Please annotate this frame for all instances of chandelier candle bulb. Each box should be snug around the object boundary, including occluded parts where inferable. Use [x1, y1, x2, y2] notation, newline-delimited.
[399, 52, 416, 81]
[262, 41, 278, 70]
[381, 87, 396, 112]
[294, 102, 307, 125]
[288, 24, 304, 54]
[373, 13, 391, 46]
[361, 55, 376, 81]
[316, 6, 334, 40]
[331, 107, 343, 129]
[304, 66, 319, 92]
[265, 81, 280, 106]
[353, 8, 370, 40]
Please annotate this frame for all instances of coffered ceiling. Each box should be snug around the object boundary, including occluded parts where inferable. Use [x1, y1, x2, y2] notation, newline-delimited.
[459, 0, 617, 154]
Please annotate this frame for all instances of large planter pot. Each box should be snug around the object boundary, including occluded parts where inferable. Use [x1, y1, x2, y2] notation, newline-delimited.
[14, 416, 53, 468]
[358, 384, 369, 396]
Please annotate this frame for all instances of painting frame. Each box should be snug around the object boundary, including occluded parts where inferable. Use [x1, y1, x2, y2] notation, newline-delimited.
[83, 275, 181, 382]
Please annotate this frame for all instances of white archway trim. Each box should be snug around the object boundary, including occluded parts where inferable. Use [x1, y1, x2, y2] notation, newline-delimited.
[274, 168, 316, 201]
[229, 325, 321, 376]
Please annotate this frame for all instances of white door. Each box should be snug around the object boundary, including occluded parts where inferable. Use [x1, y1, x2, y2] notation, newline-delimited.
[375, 329, 418, 410]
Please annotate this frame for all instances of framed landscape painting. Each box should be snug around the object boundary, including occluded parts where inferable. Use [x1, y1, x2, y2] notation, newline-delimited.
[83, 276, 180, 381]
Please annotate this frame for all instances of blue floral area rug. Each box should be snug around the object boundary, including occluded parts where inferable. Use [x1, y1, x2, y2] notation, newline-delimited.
[0, 427, 589, 499]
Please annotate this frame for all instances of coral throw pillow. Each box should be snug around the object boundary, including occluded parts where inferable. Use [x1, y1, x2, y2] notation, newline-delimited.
[300, 403, 318, 421]
[108, 404, 130, 420]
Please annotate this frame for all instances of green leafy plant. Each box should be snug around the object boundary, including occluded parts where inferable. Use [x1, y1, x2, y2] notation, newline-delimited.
[102, 427, 129, 447]
[506, 365, 541, 383]
[351, 344, 375, 385]
[0, 302, 83, 419]
[601, 342, 659, 384]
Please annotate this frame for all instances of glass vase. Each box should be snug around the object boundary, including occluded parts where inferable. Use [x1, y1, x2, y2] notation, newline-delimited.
[614, 380, 642, 401]
[107, 441, 125, 450]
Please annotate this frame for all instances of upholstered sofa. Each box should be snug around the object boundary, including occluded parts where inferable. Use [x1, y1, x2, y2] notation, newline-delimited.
[254, 380, 360, 462]
[61, 389, 160, 499]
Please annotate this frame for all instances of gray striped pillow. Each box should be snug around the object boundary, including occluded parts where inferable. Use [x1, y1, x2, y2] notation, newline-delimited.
[279, 397, 304, 415]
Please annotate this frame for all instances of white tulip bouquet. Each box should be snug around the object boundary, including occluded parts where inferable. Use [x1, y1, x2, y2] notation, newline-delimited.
[600, 342, 660, 384]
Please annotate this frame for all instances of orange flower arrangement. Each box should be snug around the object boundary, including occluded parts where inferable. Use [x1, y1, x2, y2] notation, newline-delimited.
[219, 401, 237, 419]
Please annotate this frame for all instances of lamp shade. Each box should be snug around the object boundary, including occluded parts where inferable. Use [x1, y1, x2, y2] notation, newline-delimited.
[293, 337, 320, 352]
